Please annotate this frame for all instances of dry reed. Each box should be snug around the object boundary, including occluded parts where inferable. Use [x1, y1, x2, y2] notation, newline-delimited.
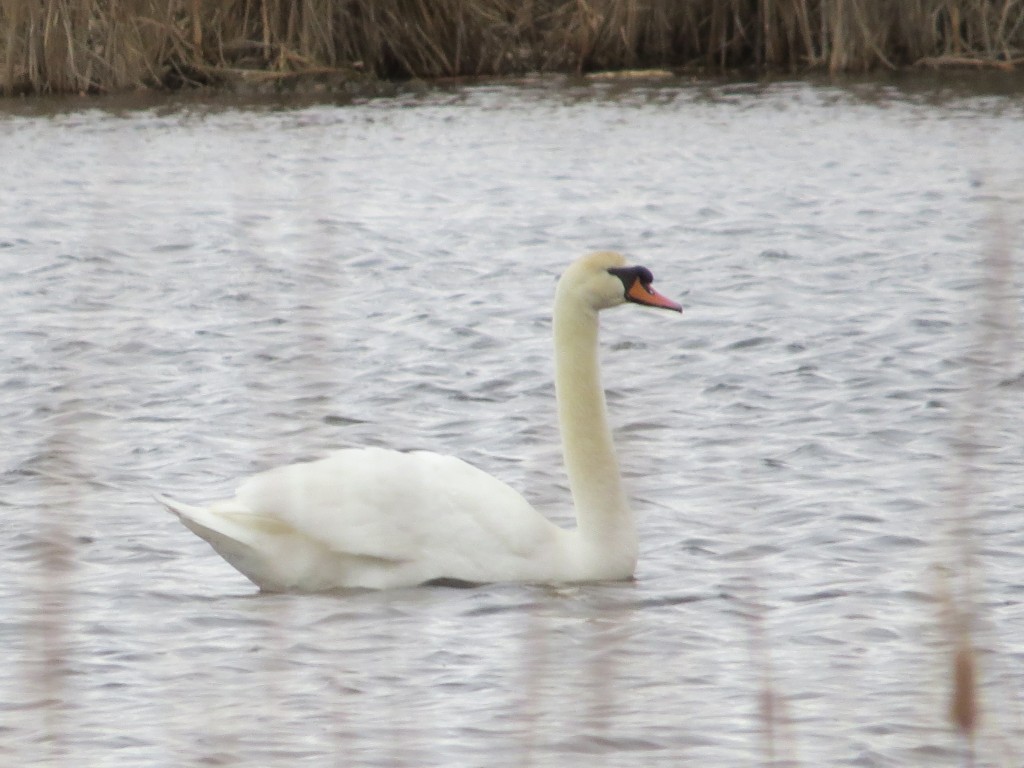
[2, 0, 1024, 95]
[936, 201, 1020, 766]
[740, 581, 800, 767]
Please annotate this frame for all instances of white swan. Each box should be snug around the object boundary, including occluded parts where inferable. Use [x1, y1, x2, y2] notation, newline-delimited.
[160, 251, 681, 591]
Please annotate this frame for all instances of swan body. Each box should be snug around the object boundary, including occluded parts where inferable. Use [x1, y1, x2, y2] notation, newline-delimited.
[161, 251, 681, 591]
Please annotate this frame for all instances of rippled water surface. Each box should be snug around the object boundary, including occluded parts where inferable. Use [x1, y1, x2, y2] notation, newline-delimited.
[2, 76, 1024, 766]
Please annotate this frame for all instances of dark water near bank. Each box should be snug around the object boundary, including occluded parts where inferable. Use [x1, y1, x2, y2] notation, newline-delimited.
[1, 76, 1023, 766]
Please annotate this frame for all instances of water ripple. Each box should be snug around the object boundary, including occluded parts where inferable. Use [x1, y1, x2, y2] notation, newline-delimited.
[1, 77, 1022, 767]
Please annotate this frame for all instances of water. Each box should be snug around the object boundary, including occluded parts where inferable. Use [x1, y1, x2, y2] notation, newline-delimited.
[2, 75, 1023, 767]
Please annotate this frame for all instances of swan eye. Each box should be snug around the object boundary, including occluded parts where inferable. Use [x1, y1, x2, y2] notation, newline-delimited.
[609, 264, 682, 312]
[608, 265, 654, 294]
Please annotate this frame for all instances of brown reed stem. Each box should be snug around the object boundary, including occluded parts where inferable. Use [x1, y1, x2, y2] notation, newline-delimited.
[740, 582, 800, 767]
[3, 0, 1024, 95]
[939, 195, 1019, 765]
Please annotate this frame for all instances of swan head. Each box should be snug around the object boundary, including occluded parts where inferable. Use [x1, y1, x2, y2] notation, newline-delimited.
[560, 251, 683, 313]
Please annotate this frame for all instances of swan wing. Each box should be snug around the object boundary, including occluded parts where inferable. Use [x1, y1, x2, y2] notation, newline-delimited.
[164, 447, 570, 589]
[239, 447, 556, 556]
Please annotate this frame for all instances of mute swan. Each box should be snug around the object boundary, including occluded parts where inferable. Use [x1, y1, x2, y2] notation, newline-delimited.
[160, 251, 681, 591]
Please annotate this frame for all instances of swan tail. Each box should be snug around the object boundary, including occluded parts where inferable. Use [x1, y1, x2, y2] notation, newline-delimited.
[158, 494, 289, 534]
[157, 494, 306, 591]
[156, 494, 210, 523]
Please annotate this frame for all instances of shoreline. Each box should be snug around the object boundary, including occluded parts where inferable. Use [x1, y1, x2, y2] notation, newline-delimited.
[5, 62, 1024, 105]
[3, 68, 1024, 115]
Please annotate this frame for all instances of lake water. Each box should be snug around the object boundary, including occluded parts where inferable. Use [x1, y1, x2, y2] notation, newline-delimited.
[1, 74, 1023, 767]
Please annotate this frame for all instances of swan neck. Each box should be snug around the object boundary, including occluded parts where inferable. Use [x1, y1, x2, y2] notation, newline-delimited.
[553, 288, 632, 546]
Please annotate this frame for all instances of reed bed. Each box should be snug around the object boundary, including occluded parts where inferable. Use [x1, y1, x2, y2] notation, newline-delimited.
[2, 0, 1024, 95]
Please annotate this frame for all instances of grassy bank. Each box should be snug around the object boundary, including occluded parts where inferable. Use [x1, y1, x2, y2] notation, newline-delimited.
[2, 0, 1024, 95]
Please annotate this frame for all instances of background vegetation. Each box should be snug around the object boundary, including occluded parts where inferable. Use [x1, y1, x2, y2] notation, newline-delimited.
[2, 0, 1024, 95]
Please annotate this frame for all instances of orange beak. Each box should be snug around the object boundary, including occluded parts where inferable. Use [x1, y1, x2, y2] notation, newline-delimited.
[625, 278, 683, 313]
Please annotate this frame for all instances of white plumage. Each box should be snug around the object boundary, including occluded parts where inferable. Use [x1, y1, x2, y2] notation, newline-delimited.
[160, 251, 681, 591]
